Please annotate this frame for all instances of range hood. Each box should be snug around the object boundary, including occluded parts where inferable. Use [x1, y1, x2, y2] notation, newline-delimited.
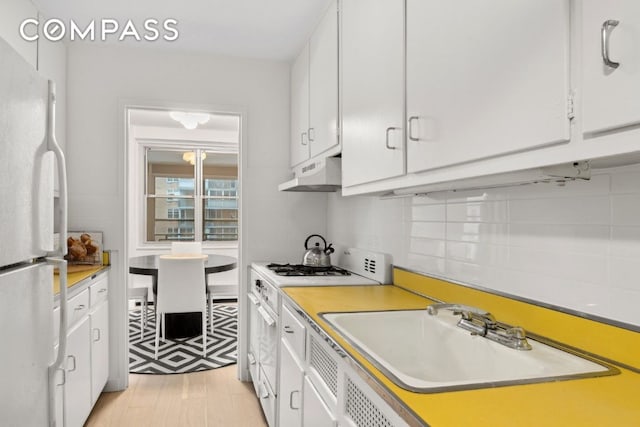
[278, 157, 342, 192]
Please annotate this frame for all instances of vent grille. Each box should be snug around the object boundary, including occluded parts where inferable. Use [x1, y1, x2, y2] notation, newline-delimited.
[345, 378, 394, 427]
[364, 257, 376, 274]
[310, 336, 338, 397]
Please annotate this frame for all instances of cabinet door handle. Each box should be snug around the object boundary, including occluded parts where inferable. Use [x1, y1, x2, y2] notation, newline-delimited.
[258, 383, 269, 399]
[289, 390, 300, 410]
[301, 131, 308, 146]
[67, 355, 77, 372]
[408, 116, 420, 142]
[98, 288, 107, 293]
[601, 20, 620, 69]
[283, 325, 294, 334]
[308, 127, 315, 142]
[74, 304, 85, 311]
[385, 126, 401, 150]
[55, 368, 66, 386]
[247, 352, 256, 365]
[93, 328, 101, 342]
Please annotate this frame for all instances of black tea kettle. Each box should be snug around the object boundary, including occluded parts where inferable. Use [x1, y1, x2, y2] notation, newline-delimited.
[302, 234, 334, 267]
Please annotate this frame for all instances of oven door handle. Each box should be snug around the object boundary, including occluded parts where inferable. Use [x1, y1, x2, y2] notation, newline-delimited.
[257, 306, 276, 327]
[248, 293, 260, 305]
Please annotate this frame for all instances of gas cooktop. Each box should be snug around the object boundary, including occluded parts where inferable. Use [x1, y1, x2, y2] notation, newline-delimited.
[266, 263, 351, 277]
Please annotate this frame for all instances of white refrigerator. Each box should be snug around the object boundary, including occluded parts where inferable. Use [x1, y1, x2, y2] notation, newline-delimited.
[0, 36, 69, 426]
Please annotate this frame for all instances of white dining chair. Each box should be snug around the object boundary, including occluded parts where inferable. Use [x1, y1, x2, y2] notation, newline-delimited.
[128, 286, 148, 339]
[155, 255, 208, 359]
[171, 241, 202, 255]
[170, 241, 215, 334]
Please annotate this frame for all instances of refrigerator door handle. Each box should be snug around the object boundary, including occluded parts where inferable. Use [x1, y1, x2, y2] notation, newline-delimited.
[46, 80, 68, 260]
[46, 80, 69, 427]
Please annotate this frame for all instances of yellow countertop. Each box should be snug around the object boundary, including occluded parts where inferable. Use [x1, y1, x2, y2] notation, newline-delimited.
[282, 284, 640, 427]
[53, 265, 108, 295]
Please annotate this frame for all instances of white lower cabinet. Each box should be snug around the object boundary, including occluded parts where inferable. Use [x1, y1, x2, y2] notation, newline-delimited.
[65, 316, 92, 427]
[53, 271, 110, 427]
[278, 340, 304, 426]
[303, 376, 337, 427]
[278, 301, 409, 427]
[90, 299, 109, 405]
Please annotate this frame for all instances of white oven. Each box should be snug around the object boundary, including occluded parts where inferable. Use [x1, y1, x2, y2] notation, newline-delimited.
[248, 268, 280, 427]
[248, 248, 392, 427]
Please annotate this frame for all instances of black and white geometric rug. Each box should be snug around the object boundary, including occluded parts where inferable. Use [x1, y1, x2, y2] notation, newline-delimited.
[129, 303, 237, 374]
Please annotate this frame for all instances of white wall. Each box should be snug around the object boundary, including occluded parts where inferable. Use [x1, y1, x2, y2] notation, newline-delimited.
[328, 163, 640, 328]
[66, 44, 327, 387]
[0, 0, 37, 67]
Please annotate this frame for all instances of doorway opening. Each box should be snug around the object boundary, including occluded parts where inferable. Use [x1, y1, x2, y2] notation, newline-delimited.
[124, 105, 242, 378]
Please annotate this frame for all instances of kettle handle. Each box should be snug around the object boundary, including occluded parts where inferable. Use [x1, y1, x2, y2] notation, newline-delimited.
[304, 234, 327, 250]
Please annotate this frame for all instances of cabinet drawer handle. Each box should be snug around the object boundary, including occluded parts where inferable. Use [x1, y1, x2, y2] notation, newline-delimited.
[283, 325, 294, 334]
[301, 131, 308, 146]
[74, 304, 86, 311]
[385, 126, 401, 150]
[67, 355, 77, 373]
[601, 19, 620, 69]
[98, 288, 107, 293]
[408, 116, 420, 142]
[289, 390, 300, 410]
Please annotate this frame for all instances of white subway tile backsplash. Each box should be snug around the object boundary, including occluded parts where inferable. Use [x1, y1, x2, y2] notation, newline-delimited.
[328, 163, 640, 327]
[508, 224, 609, 256]
[611, 194, 640, 226]
[609, 256, 640, 292]
[409, 238, 446, 258]
[610, 166, 640, 194]
[508, 196, 610, 225]
[610, 226, 640, 258]
[410, 221, 446, 240]
[411, 204, 446, 221]
[446, 201, 508, 223]
[507, 245, 607, 285]
[405, 254, 446, 276]
[446, 222, 509, 245]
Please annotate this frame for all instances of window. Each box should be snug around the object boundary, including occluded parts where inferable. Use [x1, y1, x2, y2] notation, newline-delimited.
[145, 148, 238, 242]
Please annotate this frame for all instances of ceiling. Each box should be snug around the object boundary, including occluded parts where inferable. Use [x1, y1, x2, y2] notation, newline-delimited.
[31, 0, 332, 60]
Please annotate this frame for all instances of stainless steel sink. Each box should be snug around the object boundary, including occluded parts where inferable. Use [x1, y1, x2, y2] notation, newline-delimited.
[321, 309, 617, 393]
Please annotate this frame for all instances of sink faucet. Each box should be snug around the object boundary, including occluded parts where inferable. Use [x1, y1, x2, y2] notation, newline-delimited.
[427, 303, 532, 351]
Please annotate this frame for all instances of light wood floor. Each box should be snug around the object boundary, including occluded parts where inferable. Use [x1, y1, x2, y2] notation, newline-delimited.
[85, 365, 268, 427]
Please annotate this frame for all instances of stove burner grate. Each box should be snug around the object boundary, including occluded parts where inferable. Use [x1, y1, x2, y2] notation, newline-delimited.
[266, 263, 351, 277]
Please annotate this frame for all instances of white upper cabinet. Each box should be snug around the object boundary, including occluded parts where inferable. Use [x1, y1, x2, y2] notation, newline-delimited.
[341, 0, 405, 187]
[290, 0, 339, 168]
[309, 1, 339, 158]
[581, 0, 640, 136]
[406, 0, 571, 173]
[290, 44, 311, 167]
